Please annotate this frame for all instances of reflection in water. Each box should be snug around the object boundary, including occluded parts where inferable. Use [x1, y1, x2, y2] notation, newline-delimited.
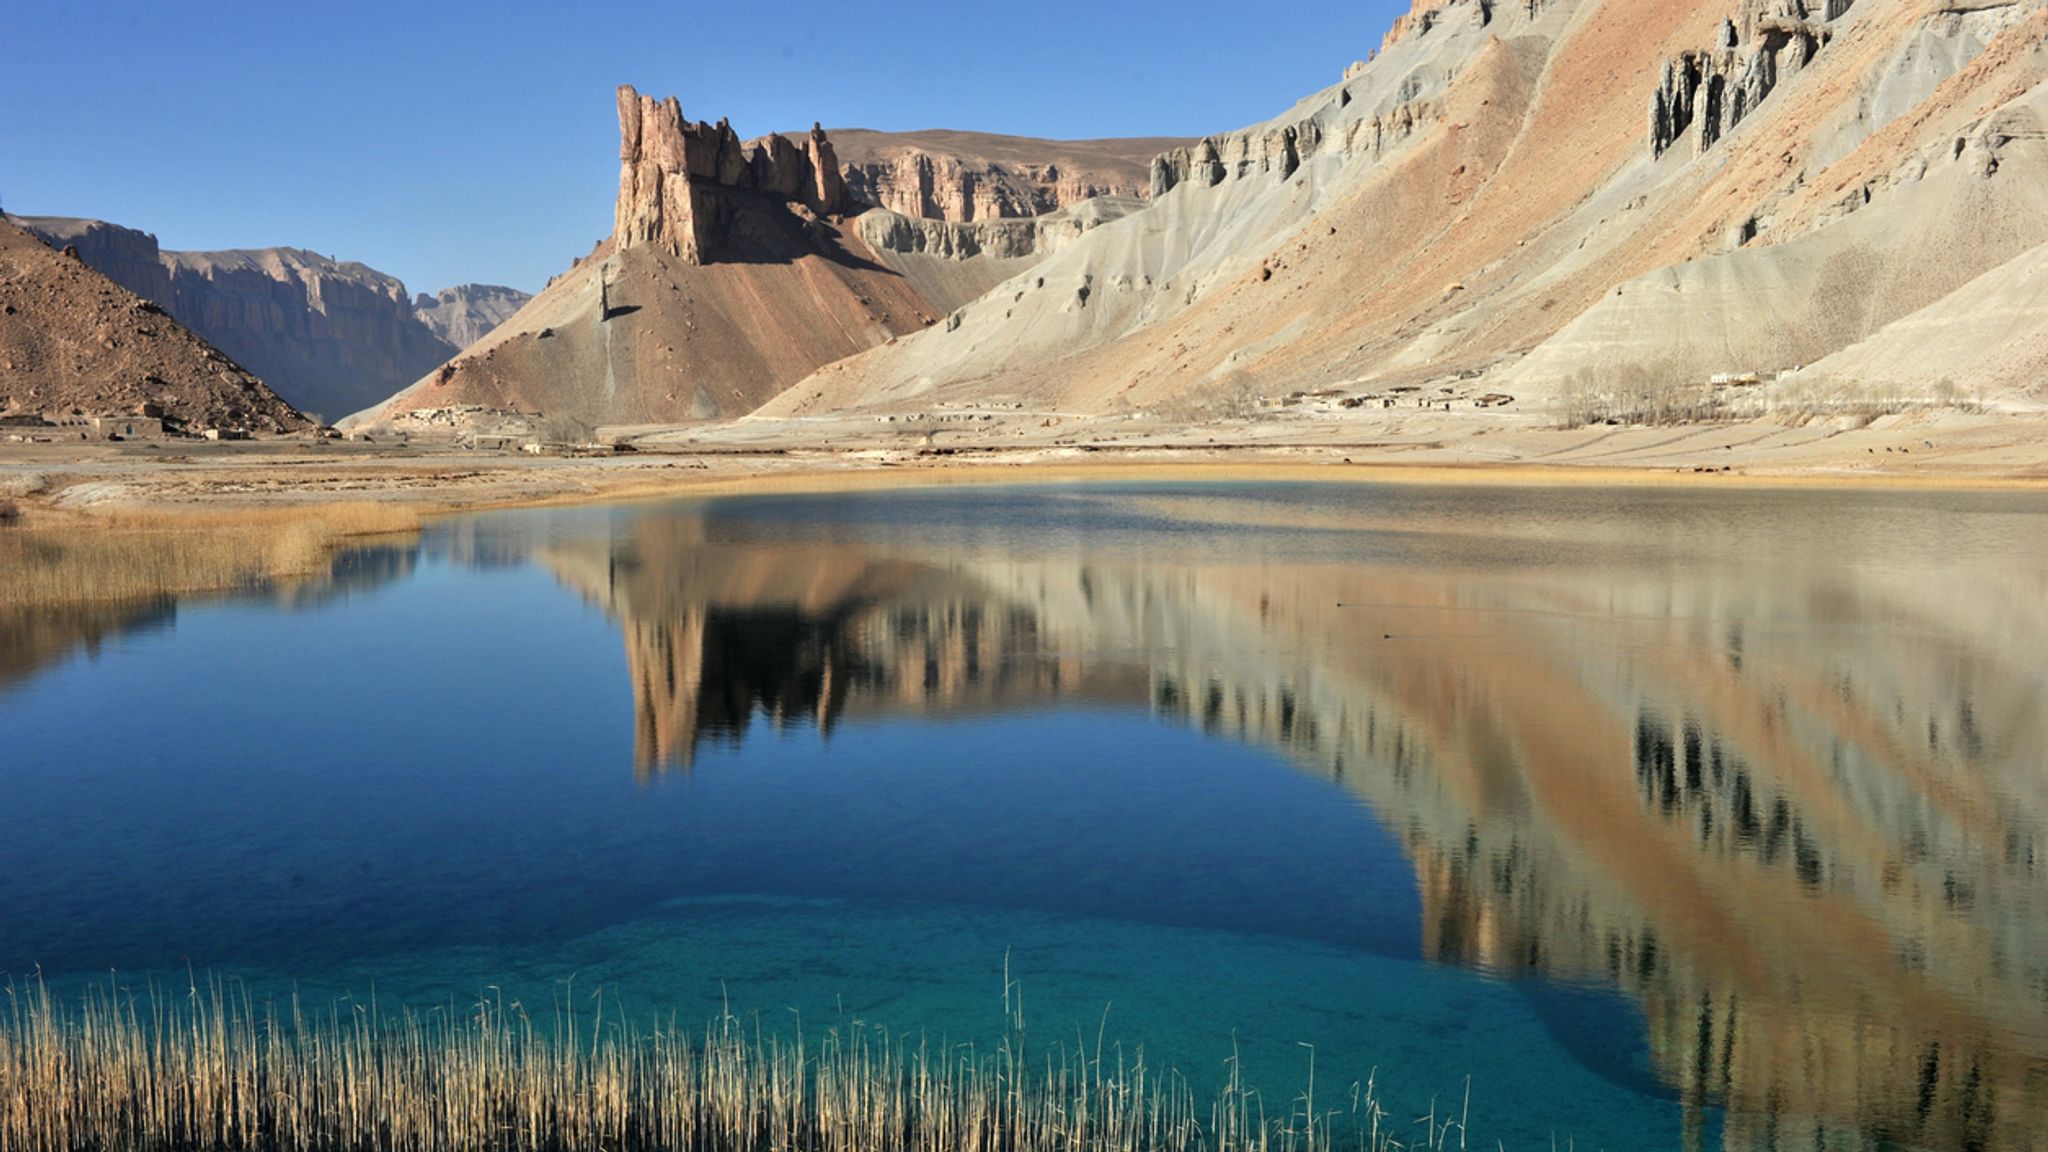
[531, 491, 2048, 1152]
[0, 542, 420, 690]
[546, 515, 1140, 772]
[4, 484, 2046, 1151]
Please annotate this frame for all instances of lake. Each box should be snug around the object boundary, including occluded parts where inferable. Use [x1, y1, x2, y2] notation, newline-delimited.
[4, 481, 2045, 1151]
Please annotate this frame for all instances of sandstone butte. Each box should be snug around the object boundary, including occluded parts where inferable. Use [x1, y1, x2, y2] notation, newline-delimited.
[340, 0, 2048, 439]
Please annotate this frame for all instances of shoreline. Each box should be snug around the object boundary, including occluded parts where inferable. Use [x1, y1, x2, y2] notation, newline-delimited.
[5, 406, 2048, 538]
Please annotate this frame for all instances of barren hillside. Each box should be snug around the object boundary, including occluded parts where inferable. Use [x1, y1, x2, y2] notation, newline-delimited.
[765, 0, 2048, 422]
[0, 219, 307, 433]
[18, 217, 469, 420]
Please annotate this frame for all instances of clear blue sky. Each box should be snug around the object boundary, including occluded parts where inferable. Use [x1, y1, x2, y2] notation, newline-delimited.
[3, 0, 1409, 296]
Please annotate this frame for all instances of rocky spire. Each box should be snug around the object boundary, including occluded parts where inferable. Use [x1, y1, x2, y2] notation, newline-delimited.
[612, 85, 854, 264]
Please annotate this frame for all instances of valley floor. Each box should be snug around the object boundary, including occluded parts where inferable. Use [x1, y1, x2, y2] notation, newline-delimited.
[5, 408, 2048, 524]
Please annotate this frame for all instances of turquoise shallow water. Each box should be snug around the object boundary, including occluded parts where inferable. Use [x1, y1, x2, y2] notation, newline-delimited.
[5, 482, 2047, 1150]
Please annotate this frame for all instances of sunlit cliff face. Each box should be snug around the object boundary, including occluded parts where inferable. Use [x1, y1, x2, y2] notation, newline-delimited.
[544, 499, 2048, 1152]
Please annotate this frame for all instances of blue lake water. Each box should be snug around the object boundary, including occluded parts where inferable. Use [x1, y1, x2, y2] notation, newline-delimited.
[4, 481, 2047, 1150]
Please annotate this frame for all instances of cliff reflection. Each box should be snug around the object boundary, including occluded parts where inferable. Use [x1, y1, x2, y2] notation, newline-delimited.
[546, 502, 2048, 1152]
[546, 515, 1142, 770]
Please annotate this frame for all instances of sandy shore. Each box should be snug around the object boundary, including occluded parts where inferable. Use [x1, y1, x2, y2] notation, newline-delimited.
[5, 408, 2048, 528]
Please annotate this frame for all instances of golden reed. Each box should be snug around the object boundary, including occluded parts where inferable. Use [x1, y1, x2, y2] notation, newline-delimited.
[0, 973, 1462, 1152]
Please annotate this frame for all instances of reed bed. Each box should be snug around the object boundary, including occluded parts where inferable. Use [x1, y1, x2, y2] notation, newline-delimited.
[0, 502, 423, 608]
[0, 974, 1467, 1152]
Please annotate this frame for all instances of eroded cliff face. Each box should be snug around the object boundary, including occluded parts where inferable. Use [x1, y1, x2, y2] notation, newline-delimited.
[614, 85, 849, 263]
[830, 130, 1181, 223]
[155, 248, 459, 419]
[15, 217, 170, 304]
[1649, 0, 1857, 159]
[774, 0, 2048, 421]
[354, 86, 943, 431]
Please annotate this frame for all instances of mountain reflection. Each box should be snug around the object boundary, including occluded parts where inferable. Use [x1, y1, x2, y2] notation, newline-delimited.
[544, 515, 1144, 770]
[542, 499, 2048, 1152]
[5, 488, 2044, 1152]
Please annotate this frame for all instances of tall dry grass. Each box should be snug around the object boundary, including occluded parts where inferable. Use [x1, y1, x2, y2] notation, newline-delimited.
[0, 503, 424, 608]
[0, 973, 1467, 1152]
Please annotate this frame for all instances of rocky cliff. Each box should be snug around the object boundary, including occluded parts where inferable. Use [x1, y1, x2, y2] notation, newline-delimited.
[0, 219, 306, 432]
[614, 85, 850, 262]
[15, 216, 465, 419]
[20, 217, 171, 304]
[413, 283, 532, 349]
[156, 247, 461, 419]
[354, 92, 1202, 430]
[830, 130, 1185, 222]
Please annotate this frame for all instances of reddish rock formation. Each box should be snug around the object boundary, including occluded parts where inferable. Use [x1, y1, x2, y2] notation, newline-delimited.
[1649, 0, 1854, 159]
[356, 88, 940, 430]
[613, 85, 851, 263]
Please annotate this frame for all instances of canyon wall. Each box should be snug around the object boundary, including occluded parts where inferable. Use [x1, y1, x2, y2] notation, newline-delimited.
[157, 247, 460, 419]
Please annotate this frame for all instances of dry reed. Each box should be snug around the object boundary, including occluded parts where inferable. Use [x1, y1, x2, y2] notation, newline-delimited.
[0, 503, 424, 608]
[0, 972, 1467, 1152]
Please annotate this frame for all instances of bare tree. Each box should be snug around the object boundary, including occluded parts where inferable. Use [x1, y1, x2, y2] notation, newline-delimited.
[540, 411, 594, 446]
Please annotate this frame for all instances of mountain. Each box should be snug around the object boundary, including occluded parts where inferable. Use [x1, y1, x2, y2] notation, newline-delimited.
[365, 0, 2048, 436]
[351, 88, 994, 432]
[830, 129, 1185, 222]
[764, 0, 2048, 421]
[0, 218, 306, 432]
[413, 283, 532, 349]
[17, 217, 475, 421]
[351, 91, 1184, 433]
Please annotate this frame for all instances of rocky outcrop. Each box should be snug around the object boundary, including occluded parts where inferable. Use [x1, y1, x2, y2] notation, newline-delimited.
[830, 130, 1180, 222]
[0, 220, 306, 432]
[856, 196, 1144, 263]
[1650, 0, 1857, 159]
[1152, 121, 1321, 194]
[413, 283, 532, 350]
[613, 85, 849, 263]
[1381, 0, 1514, 50]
